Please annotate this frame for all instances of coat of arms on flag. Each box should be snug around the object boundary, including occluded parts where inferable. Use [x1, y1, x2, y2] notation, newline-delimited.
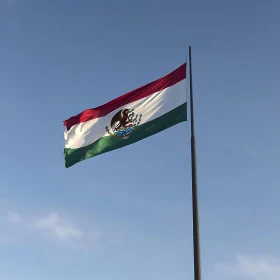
[105, 109, 142, 139]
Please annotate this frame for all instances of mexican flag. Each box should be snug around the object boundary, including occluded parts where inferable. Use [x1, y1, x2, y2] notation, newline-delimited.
[64, 63, 187, 168]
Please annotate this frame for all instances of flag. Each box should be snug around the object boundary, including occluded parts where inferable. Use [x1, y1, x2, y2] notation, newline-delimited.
[63, 63, 187, 168]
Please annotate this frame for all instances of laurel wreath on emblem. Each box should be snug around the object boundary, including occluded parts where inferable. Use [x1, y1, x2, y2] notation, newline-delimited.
[105, 108, 142, 139]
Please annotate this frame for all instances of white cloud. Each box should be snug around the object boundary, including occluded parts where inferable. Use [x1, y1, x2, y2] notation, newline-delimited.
[6, 211, 23, 223]
[216, 254, 280, 280]
[4, 211, 85, 245]
[35, 213, 83, 243]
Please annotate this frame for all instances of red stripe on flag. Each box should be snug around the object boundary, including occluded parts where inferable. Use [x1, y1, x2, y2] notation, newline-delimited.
[64, 63, 186, 131]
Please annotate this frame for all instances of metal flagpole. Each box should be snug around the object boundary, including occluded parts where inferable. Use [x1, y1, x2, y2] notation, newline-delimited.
[189, 45, 202, 280]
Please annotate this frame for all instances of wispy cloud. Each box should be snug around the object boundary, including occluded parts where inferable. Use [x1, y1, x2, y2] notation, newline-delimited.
[216, 254, 280, 280]
[6, 211, 23, 223]
[34, 213, 84, 244]
[4, 211, 87, 246]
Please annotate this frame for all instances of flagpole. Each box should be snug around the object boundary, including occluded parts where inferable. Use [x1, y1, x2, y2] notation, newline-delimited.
[189, 45, 202, 280]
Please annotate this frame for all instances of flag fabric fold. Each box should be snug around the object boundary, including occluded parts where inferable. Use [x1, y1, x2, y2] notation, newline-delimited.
[63, 63, 187, 168]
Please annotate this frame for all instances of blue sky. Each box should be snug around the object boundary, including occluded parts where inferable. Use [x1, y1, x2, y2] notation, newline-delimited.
[0, 0, 280, 279]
